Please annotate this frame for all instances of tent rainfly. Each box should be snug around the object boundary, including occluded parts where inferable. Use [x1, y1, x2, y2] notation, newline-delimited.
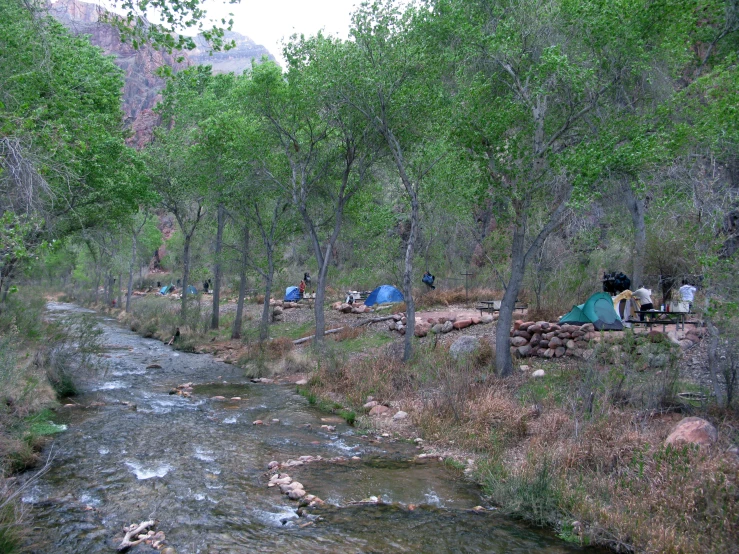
[284, 286, 301, 302]
[363, 285, 404, 306]
[559, 292, 623, 331]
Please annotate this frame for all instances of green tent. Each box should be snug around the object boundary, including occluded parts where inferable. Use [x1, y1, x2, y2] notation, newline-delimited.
[559, 292, 623, 331]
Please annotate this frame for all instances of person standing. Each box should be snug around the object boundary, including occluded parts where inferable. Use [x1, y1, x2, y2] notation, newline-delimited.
[298, 279, 306, 299]
[633, 285, 654, 321]
[678, 281, 697, 312]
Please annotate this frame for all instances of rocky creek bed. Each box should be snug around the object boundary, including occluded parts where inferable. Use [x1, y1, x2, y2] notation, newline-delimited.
[20, 303, 596, 553]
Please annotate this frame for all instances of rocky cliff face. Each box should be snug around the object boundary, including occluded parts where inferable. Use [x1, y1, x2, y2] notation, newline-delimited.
[48, 0, 274, 148]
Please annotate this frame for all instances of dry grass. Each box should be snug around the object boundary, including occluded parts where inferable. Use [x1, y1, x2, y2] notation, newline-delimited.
[331, 326, 365, 342]
[301, 336, 739, 553]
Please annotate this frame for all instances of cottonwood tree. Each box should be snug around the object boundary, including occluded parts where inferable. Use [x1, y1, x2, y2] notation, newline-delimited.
[248, 56, 380, 347]
[431, 0, 699, 375]
[336, 2, 446, 360]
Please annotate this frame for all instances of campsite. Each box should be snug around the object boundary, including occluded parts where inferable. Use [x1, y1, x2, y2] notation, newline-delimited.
[2, 0, 739, 552]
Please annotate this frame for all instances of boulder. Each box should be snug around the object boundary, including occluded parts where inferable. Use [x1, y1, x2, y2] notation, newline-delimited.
[273, 306, 284, 315]
[528, 324, 542, 333]
[450, 336, 480, 359]
[554, 347, 566, 358]
[481, 314, 494, 324]
[441, 321, 454, 333]
[532, 369, 546, 377]
[513, 330, 532, 340]
[679, 339, 694, 349]
[288, 488, 307, 500]
[332, 302, 343, 310]
[566, 340, 576, 350]
[432, 323, 444, 334]
[544, 349, 555, 358]
[363, 400, 379, 409]
[414, 324, 430, 338]
[389, 321, 397, 331]
[517, 344, 532, 357]
[453, 319, 473, 330]
[471, 316, 481, 325]
[510, 336, 528, 347]
[393, 411, 408, 420]
[665, 417, 718, 448]
[513, 320, 524, 331]
[369, 405, 390, 416]
[548, 336, 562, 347]
[340, 303, 353, 313]
[427, 318, 437, 325]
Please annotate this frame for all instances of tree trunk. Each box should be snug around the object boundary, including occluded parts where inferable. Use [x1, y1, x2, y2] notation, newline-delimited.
[181, 233, 192, 323]
[403, 196, 419, 361]
[93, 270, 101, 304]
[706, 317, 726, 406]
[495, 220, 527, 376]
[117, 272, 123, 309]
[126, 235, 136, 313]
[260, 270, 272, 342]
[211, 202, 225, 329]
[624, 183, 646, 287]
[314, 265, 329, 347]
[232, 225, 249, 340]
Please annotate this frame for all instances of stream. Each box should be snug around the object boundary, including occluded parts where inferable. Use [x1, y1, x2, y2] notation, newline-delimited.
[22, 303, 592, 553]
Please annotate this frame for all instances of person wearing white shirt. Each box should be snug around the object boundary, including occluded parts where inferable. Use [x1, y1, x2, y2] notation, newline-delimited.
[633, 286, 654, 321]
[678, 281, 697, 312]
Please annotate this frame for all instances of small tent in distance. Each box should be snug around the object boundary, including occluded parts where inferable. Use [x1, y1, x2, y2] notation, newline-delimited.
[284, 286, 301, 302]
[364, 285, 404, 307]
[559, 292, 623, 331]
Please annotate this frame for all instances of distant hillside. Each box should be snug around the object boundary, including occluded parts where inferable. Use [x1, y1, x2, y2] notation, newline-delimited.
[48, 0, 275, 148]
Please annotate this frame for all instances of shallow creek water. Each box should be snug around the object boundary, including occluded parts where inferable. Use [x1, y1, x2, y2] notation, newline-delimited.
[23, 303, 593, 553]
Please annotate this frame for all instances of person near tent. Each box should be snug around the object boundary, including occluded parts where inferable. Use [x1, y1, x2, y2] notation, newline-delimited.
[304, 272, 311, 289]
[298, 279, 306, 299]
[633, 285, 654, 320]
[203, 279, 210, 293]
[422, 271, 436, 290]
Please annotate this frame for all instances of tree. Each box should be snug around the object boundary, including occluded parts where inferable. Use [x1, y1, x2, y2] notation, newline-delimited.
[248, 55, 379, 347]
[337, 1, 446, 360]
[431, 0, 700, 375]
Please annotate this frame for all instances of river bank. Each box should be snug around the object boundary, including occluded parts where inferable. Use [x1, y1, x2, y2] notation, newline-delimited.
[14, 301, 595, 553]
[83, 292, 739, 552]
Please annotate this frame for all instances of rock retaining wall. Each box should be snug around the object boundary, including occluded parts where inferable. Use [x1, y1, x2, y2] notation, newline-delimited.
[509, 320, 598, 358]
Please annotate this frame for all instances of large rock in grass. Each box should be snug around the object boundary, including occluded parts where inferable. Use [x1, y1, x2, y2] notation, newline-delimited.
[510, 336, 528, 347]
[665, 417, 718, 448]
[453, 319, 473, 330]
[450, 336, 480, 359]
[441, 321, 454, 333]
[369, 405, 390, 416]
[432, 323, 444, 334]
[414, 323, 430, 337]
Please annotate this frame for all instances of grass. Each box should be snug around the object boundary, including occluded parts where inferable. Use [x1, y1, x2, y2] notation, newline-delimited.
[297, 329, 739, 553]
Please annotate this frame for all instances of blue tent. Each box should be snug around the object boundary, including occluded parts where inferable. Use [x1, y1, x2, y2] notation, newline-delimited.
[364, 285, 404, 306]
[159, 284, 173, 295]
[185, 285, 198, 295]
[284, 286, 301, 302]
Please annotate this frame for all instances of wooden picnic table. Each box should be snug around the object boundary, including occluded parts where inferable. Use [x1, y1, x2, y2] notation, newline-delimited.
[477, 300, 526, 317]
[634, 310, 689, 332]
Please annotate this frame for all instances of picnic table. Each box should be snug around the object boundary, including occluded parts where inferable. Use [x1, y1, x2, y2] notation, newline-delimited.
[633, 310, 689, 332]
[477, 300, 527, 317]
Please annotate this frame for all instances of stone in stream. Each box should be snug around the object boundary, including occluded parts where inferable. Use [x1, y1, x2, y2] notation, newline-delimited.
[146, 364, 162, 369]
[230, 397, 241, 401]
[267, 461, 280, 469]
[288, 488, 307, 500]
[211, 396, 226, 400]
[252, 420, 264, 425]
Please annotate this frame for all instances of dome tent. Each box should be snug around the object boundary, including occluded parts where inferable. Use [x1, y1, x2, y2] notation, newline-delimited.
[559, 292, 623, 331]
[284, 286, 301, 302]
[364, 285, 404, 306]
